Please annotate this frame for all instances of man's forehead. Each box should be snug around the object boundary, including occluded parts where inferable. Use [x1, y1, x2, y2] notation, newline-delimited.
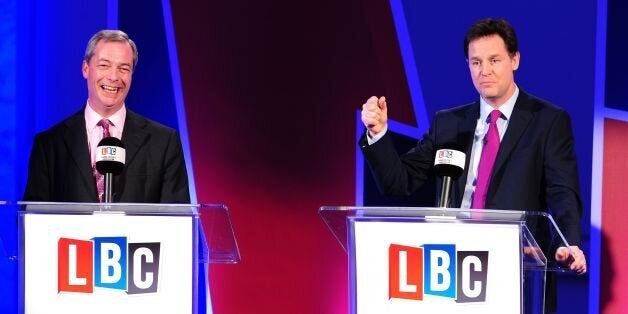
[92, 41, 133, 61]
[468, 41, 510, 58]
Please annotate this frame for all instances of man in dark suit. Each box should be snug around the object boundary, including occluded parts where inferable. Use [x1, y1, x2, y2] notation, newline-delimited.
[360, 18, 585, 311]
[23, 30, 189, 203]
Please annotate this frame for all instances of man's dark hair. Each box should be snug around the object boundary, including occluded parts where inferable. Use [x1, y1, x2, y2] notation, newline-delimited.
[464, 18, 518, 59]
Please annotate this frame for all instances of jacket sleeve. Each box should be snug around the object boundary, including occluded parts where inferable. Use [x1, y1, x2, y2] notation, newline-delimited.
[23, 134, 51, 201]
[360, 120, 437, 196]
[159, 131, 191, 203]
[543, 110, 583, 246]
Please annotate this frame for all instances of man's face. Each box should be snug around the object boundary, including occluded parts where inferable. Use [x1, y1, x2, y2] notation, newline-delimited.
[82, 40, 134, 116]
[467, 34, 519, 108]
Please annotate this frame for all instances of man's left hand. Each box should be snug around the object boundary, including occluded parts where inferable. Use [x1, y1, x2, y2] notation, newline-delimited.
[555, 246, 587, 274]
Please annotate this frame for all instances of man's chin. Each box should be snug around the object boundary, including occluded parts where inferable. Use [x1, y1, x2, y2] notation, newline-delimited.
[98, 96, 123, 106]
[95, 101, 123, 112]
[480, 90, 499, 101]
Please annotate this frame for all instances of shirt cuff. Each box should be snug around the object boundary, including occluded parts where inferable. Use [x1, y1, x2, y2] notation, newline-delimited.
[366, 125, 388, 145]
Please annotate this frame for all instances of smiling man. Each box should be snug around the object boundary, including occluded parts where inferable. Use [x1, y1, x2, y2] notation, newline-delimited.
[83, 36, 135, 117]
[359, 18, 585, 312]
[24, 30, 189, 203]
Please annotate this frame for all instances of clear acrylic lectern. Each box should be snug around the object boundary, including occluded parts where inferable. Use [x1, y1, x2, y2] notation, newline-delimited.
[0, 202, 239, 314]
[319, 206, 577, 314]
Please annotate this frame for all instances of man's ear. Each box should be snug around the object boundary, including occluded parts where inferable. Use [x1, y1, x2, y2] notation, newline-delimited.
[82, 60, 89, 79]
[511, 51, 520, 71]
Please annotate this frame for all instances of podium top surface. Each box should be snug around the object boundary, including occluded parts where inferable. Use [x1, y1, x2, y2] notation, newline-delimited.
[319, 206, 549, 220]
[0, 202, 240, 264]
[17, 201, 209, 215]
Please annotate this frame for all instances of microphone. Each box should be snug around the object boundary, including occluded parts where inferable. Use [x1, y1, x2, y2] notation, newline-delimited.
[96, 137, 126, 203]
[434, 148, 466, 208]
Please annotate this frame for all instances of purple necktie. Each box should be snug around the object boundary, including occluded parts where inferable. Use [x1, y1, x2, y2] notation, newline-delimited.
[94, 119, 112, 202]
[472, 110, 502, 209]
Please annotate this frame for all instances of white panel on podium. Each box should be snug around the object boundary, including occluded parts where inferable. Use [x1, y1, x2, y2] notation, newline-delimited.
[353, 221, 520, 314]
[24, 213, 193, 313]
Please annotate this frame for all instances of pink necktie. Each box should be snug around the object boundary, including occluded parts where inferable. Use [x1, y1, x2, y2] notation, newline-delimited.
[94, 119, 112, 202]
[472, 110, 502, 209]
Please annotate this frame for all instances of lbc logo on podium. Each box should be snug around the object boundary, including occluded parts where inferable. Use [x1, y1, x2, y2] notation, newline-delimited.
[389, 243, 489, 303]
[57, 236, 161, 294]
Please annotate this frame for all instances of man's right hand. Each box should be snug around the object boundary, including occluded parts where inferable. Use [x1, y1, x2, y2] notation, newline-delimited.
[361, 96, 388, 137]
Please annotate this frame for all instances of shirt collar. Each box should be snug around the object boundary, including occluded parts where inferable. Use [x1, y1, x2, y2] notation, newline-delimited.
[84, 102, 127, 130]
[479, 85, 519, 122]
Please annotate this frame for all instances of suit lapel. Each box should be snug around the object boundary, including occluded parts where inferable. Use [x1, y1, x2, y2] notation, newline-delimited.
[455, 103, 480, 204]
[491, 91, 534, 182]
[116, 110, 150, 201]
[121, 110, 150, 168]
[62, 111, 98, 199]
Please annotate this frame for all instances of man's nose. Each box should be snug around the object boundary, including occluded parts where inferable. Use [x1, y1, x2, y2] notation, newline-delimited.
[105, 68, 119, 81]
[480, 62, 492, 75]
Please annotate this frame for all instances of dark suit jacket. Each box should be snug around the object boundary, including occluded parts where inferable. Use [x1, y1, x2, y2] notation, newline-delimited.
[23, 109, 190, 203]
[360, 90, 582, 246]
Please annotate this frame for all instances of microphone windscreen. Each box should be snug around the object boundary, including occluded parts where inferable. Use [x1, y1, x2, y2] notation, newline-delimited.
[434, 149, 465, 178]
[96, 137, 126, 175]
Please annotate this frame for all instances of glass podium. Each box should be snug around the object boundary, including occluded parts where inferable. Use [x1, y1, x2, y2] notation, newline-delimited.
[0, 202, 240, 314]
[319, 206, 578, 314]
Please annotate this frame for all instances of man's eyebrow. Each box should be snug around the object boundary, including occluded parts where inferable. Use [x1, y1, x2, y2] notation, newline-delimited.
[470, 54, 502, 60]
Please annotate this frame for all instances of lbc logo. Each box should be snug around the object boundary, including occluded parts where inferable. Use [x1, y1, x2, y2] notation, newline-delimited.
[389, 243, 488, 303]
[438, 149, 453, 158]
[58, 237, 161, 294]
[100, 146, 118, 156]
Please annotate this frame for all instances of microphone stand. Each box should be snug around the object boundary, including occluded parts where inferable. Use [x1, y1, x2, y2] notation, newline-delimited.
[103, 173, 113, 203]
[438, 176, 452, 208]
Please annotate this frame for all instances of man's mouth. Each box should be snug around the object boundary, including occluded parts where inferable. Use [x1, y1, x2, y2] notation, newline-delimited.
[100, 84, 121, 94]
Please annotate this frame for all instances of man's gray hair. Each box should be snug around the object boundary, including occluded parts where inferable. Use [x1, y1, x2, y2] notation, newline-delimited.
[84, 30, 138, 69]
